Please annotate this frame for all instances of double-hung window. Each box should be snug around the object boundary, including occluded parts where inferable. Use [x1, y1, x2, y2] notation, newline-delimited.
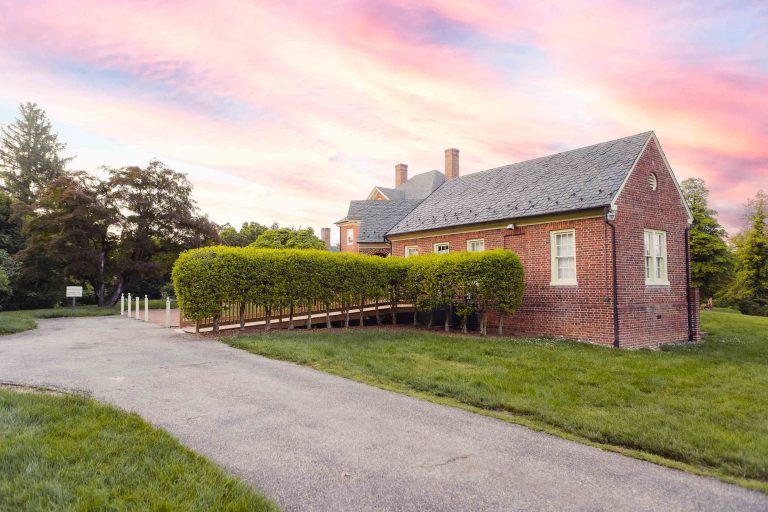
[467, 239, 485, 252]
[644, 229, 668, 285]
[550, 229, 577, 286]
[404, 246, 419, 257]
[346, 228, 354, 245]
[434, 242, 450, 255]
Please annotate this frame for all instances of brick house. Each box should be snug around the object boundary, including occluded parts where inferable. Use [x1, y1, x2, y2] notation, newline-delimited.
[336, 132, 700, 347]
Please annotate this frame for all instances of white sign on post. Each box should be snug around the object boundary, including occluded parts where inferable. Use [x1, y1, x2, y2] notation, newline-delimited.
[66, 286, 83, 298]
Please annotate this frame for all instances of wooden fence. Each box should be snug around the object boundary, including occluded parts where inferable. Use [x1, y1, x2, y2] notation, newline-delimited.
[180, 297, 414, 332]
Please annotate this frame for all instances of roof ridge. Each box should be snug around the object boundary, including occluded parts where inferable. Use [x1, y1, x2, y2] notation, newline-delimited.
[454, 131, 653, 181]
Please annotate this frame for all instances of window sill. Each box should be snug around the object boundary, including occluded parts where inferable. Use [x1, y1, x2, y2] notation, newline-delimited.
[550, 282, 578, 287]
[645, 282, 670, 287]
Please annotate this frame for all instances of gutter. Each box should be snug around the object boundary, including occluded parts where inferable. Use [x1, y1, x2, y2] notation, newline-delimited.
[684, 226, 693, 342]
[604, 207, 620, 348]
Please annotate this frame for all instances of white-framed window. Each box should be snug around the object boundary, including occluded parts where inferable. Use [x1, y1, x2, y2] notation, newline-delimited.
[550, 229, 577, 286]
[405, 246, 419, 258]
[467, 239, 485, 252]
[433, 242, 450, 254]
[346, 228, 354, 245]
[644, 229, 669, 285]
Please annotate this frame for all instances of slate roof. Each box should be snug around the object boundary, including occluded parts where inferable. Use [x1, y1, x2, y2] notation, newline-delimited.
[387, 132, 653, 236]
[344, 200, 423, 242]
[370, 170, 445, 201]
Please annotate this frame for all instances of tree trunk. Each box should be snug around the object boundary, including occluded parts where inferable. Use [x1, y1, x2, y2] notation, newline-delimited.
[212, 315, 220, 333]
[427, 313, 433, 329]
[413, 310, 418, 326]
[375, 301, 381, 325]
[344, 300, 350, 328]
[325, 304, 331, 328]
[461, 316, 468, 333]
[265, 306, 272, 332]
[306, 300, 312, 330]
[239, 303, 246, 330]
[106, 277, 124, 307]
[444, 306, 450, 332]
[359, 295, 365, 326]
[497, 313, 504, 336]
[288, 303, 294, 330]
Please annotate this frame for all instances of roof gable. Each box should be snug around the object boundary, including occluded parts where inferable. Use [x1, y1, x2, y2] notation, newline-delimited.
[388, 132, 653, 236]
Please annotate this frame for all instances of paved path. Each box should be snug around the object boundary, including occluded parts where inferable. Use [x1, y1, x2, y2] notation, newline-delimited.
[0, 317, 765, 511]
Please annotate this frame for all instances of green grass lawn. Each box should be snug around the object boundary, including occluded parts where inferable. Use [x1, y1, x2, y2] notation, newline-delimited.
[0, 306, 118, 335]
[0, 387, 278, 511]
[224, 309, 768, 491]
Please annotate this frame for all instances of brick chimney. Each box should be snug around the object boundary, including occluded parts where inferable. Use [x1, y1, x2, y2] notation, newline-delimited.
[395, 163, 408, 187]
[320, 227, 331, 249]
[445, 148, 459, 180]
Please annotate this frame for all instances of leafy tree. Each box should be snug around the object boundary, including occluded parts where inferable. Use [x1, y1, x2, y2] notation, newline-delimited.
[681, 178, 734, 299]
[17, 161, 218, 306]
[0, 191, 24, 254]
[219, 222, 268, 247]
[0, 102, 72, 204]
[732, 191, 768, 306]
[17, 172, 119, 306]
[249, 226, 325, 250]
[0, 267, 9, 310]
[106, 161, 219, 301]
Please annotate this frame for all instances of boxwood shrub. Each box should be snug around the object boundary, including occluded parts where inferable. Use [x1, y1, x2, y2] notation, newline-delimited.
[172, 247, 524, 334]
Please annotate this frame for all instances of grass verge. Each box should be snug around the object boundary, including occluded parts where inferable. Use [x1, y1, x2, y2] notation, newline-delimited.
[0, 306, 118, 335]
[0, 386, 278, 511]
[223, 309, 768, 492]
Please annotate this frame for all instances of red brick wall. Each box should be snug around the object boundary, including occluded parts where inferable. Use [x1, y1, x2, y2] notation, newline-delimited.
[389, 139, 698, 348]
[359, 246, 391, 256]
[392, 217, 617, 344]
[612, 138, 698, 347]
[338, 223, 359, 253]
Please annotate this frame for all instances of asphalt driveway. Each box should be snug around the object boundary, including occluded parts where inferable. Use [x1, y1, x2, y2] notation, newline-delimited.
[0, 316, 765, 511]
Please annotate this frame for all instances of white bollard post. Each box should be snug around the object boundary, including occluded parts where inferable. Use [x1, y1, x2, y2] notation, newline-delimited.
[165, 297, 171, 328]
[135, 297, 140, 319]
[144, 295, 149, 322]
[120, 293, 125, 316]
[127, 293, 132, 317]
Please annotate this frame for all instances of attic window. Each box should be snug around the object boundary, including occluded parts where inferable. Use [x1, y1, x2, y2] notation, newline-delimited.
[649, 173, 658, 191]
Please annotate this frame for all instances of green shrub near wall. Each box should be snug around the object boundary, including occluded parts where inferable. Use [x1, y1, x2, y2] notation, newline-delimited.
[172, 247, 524, 334]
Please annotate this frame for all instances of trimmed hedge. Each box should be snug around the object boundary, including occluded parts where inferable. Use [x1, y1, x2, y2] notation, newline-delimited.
[172, 247, 524, 334]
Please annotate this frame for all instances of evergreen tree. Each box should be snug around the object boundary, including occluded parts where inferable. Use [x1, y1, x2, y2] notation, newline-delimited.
[0, 102, 72, 204]
[681, 178, 733, 298]
[734, 191, 768, 302]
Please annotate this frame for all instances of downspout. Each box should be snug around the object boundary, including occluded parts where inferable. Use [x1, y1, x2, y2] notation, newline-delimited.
[605, 207, 620, 348]
[684, 226, 693, 342]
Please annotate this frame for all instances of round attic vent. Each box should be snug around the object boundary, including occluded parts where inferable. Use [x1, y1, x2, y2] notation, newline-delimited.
[649, 173, 658, 191]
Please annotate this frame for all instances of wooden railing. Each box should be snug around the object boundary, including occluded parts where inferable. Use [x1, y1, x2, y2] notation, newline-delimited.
[180, 297, 411, 332]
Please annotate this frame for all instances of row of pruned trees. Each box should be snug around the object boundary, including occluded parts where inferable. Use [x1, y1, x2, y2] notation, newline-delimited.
[172, 247, 525, 335]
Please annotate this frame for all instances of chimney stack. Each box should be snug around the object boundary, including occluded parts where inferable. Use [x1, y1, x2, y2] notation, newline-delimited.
[395, 163, 408, 187]
[445, 148, 459, 180]
[320, 227, 331, 249]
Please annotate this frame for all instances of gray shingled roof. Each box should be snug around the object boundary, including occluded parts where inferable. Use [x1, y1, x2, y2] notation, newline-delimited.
[345, 200, 423, 242]
[387, 132, 652, 236]
[371, 170, 445, 201]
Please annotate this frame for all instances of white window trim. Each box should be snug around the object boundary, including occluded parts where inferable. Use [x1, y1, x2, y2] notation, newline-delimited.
[346, 228, 354, 245]
[466, 239, 485, 252]
[550, 229, 577, 286]
[433, 242, 450, 254]
[644, 229, 670, 286]
[404, 246, 419, 258]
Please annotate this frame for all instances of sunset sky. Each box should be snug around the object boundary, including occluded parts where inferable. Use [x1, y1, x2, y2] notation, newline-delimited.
[1, 0, 766, 241]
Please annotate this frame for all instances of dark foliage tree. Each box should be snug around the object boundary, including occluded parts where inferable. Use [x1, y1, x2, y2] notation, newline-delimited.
[0, 102, 72, 204]
[681, 178, 734, 299]
[0, 190, 24, 254]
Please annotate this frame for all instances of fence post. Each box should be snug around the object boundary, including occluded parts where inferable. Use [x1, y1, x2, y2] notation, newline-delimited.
[127, 293, 132, 317]
[120, 293, 125, 316]
[144, 295, 149, 322]
[165, 297, 171, 328]
[135, 297, 140, 319]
